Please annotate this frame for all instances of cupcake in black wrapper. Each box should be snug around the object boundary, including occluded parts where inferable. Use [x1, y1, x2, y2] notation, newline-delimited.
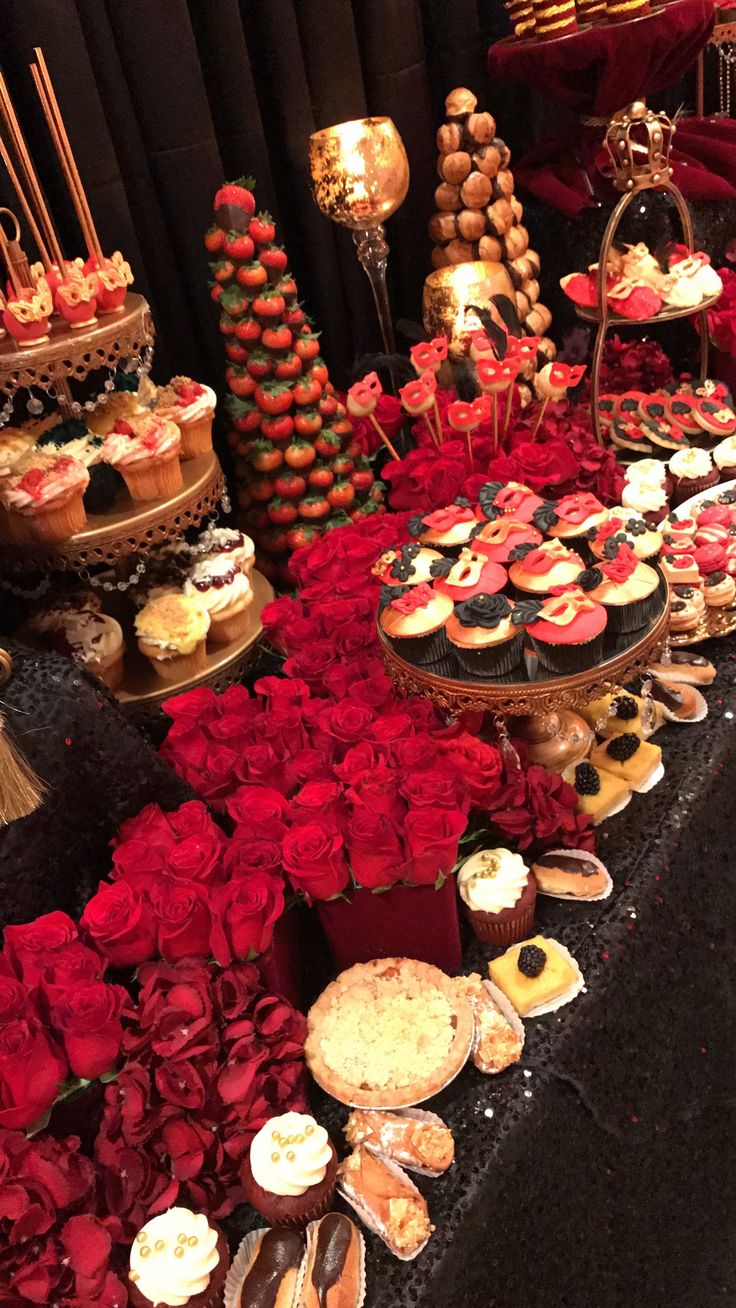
[445, 592, 523, 677]
[379, 581, 453, 665]
[584, 541, 661, 633]
[515, 587, 608, 674]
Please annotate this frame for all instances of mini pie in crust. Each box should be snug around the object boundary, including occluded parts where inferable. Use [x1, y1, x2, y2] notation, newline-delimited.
[305, 957, 474, 1108]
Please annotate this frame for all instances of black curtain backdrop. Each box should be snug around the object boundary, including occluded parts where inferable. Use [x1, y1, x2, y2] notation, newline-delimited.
[0, 0, 538, 389]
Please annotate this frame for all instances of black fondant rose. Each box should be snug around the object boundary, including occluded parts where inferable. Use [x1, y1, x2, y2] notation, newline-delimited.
[454, 592, 512, 629]
[576, 567, 602, 592]
[454, 496, 472, 508]
[532, 502, 559, 532]
[429, 557, 454, 578]
[511, 597, 544, 626]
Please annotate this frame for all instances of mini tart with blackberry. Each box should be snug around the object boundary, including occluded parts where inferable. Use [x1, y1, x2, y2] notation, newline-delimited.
[378, 581, 453, 665]
[545, 491, 607, 542]
[372, 542, 444, 586]
[445, 593, 522, 675]
[590, 732, 663, 790]
[583, 541, 661, 632]
[532, 849, 610, 899]
[242, 1112, 337, 1228]
[407, 502, 478, 555]
[588, 513, 662, 563]
[184, 555, 253, 644]
[610, 419, 653, 456]
[487, 935, 581, 1019]
[507, 538, 585, 593]
[476, 479, 543, 524]
[703, 569, 736, 606]
[471, 515, 542, 563]
[430, 548, 506, 601]
[514, 586, 607, 674]
[669, 447, 718, 506]
[128, 1207, 228, 1308]
[579, 690, 661, 738]
[568, 759, 631, 825]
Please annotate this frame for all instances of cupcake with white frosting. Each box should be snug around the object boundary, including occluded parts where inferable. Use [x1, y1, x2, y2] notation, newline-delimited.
[241, 1111, 338, 1228]
[669, 447, 718, 507]
[620, 475, 669, 527]
[184, 554, 253, 644]
[458, 847, 537, 944]
[712, 435, 736, 483]
[194, 525, 255, 576]
[128, 1207, 228, 1308]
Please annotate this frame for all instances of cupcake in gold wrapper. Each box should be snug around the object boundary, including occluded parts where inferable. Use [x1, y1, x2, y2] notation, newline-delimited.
[136, 593, 210, 681]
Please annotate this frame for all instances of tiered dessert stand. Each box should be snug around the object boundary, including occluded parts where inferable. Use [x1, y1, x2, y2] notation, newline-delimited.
[0, 295, 273, 717]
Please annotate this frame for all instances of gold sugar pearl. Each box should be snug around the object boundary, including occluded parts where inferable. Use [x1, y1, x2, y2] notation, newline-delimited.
[305, 1125, 314, 1136]
[286, 1150, 296, 1162]
[129, 1273, 140, 1284]
[140, 1247, 151, 1259]
[188, 1237, 198, 1248]
[295, 1134, 305, 1144]
[174, 1246, 185, 1259]
[177, 1234, 188, 1245]
[271, 1152, 281, 1163]
[155, 1241, 166, 1252]
[272, 1130, 280, 1141]
[136, 1233, 148, 1244]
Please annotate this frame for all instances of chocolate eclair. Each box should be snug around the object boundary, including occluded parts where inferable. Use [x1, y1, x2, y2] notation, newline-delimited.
[647, 650, 715, 686]
[302, 1214, 364, 1308]
[532, 849, 610, 899]
[649, 677, 707, 722]
[236, 1228, 304, 1308]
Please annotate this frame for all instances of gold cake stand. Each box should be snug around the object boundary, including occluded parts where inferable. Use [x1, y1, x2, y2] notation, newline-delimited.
[380, 596, 670, 771]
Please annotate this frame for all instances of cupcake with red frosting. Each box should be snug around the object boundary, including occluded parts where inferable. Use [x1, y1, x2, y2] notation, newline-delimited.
[445, 592, 523, 676]
[472, 516, 542, 564]
[476, 480, 544, 525]
[155, 375, 217, 458]
[102, 414, 182, 502]
[431, 548, 507, 601]
[508, 539, 585, 594]
[407, 501, 478, 556]
[1, 452, 89, 543]
[546, 492, 608, 546]
[582, 541, 661, 632]
[379, 581, 453, 664]
[513, 585, 607, 673]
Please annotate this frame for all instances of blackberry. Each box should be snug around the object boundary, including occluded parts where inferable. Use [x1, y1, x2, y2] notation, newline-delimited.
[606, 732, 640, 761]
[613, 694, 638, 720]
[574, 762, 600, 795]
[517, 944, 547, 978]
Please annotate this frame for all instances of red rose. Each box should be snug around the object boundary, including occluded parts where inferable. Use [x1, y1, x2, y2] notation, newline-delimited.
[283, 641, 338, 684]
[4, 911, 78, 985]
[135, 960, 215, 1059]
[346, 811, 405, 890]
[111, 837, 168, 882]
[213, 960, 262, 1019]
[285, 747, 334, 791]
[51, 980, 125, 1079]
[197, 743, 241, 803]
[254, 674, 312, 708]
[151, 879, 213, 961]
[62, 1213, 119, 1301]
[506, 438, 579, 491]
[251, 994, 307, 1053]
[114, 803, 176, 851]
[400, 768, 470, 813]
[162, 685, 220, 723]
[348, 670, 395, 710]
[370, 711, 415, 751]
[223, 837, 283, 880]
[40, 942, 105, 1009]
[0, 1017, 67, 1128]
[168, 800, 223, 840]
[346, 763, 406, 823]
[391, 732, 441, 771]
[281, 821, 350, 902]
[210, 875, 285, 964]
[155, 1056, 210, 1109]
[437, 733, 504, 809]
[332, 621, 372, 658]
[236, 742, 287, 790]
[0, 974, 31, 1026]
[81, 881, 157, 968]
[291, 781, 346, 832]
[404, 808, 468, 884]
[257, 707, 308, 756]
[225, 784, 291, 836]
[160, 1118, 212, 1181]
[165, 833, 224, 884]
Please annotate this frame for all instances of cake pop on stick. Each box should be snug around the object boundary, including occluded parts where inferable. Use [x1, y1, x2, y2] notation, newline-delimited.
[400, 371, 442, 451]
[532, 361, 586, 440]
[347, 372, 400, 461]
[468, 331, 496, 364]
[447, 396, 489, 470]
[476, 357, 517, 452]
[410, 337, 448, 444]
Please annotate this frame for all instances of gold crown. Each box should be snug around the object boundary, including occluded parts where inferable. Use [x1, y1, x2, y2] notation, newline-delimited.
[604, 101, 674, 193]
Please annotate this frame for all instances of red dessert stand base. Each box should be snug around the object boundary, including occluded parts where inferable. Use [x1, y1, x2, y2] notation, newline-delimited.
[316, 877, 463, 975]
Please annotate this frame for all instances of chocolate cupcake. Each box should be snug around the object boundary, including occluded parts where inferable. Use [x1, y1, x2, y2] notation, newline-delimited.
[669, 447, 719, 507]
[457, 847, 536, 945]
[128, 1208, 229, 1308]
[241, 1112, 338, 1229]
[445, 592, 523, 676]
[712, 435, 736, 483]
[379, 581, 453, 665]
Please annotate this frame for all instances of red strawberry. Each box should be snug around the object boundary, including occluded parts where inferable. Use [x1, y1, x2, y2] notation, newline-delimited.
[235, 318, 262, 343]
[113, 420, 134, 437]
[294, 332, 321, 361]
[226, 396, 262, 432]
[260, 526, 289, 554]
[331, 454, 354, 478]
[309, 359, 329, 387]
[278, 276, 298, 302]
[250, 476, 277, 503]
[237, 486, 252, 510]
[267, 497, 299, 526]
[237, 261, 268, 289]
[294, 408, 322, 437]
[224, 231, 257, 259]
[252, 291, 286, 320]
[259, 246, 289, 280]
[274, 471, 307, 499]
[225, 342, 249, 363]
[318, 392, 338, 418]
[284, 441, 317, 469]
[249, 440, 283, 472]
[211, 260, 235, 283]
[219, 285, 250, 317]
[274, 352, 302, 381]
[299, 495, 330, 521]
[282, 305, 305, 328]
[314, 430, 341, 459]
[219, 314, 236, 336]
[262, 324, 293, 353]
[351, 467, 374, 492]
[293, 376, 322, 407]
[331, 416, 352, 438]
[214, 177, 256, 226]
[205, 225, 224, 252]
[286, 523, 320, 550]
[261, 413, 294, 441]
[327, 480, 356, 509]
[308, 465, 334, 490]
[246, 350, 273, 380]
[210, 284, 224, 304]
[255, 381, 293, 415]
[249, 212, 276, 245]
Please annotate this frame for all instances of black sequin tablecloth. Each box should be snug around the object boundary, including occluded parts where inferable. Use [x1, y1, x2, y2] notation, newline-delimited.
[228, 632, 736, 1308]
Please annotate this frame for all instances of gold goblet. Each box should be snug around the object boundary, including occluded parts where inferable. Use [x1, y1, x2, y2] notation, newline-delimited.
[423, 261, 517, 360]
[309, 117, 409, 354]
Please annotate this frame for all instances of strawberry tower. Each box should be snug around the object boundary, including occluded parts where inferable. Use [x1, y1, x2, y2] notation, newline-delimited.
[206, 179, 382, 582]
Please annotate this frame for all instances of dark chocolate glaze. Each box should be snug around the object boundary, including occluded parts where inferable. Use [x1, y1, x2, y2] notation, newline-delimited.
[310, 1214, 354, 1305]
[534, 853, 599, 878]
[241, 1229, 304, 1308]
[651, 680, 684, 711]
[215, 202, 250, 233]
[669, 651, 708, 666]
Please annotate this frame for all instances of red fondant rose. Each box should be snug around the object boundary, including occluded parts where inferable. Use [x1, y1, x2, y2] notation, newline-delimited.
[600, 542, 637, 582]
[390, 581, 434, 615]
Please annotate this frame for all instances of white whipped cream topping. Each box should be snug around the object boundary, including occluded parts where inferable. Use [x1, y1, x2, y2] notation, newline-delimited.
[184, 555, 252, 614]
[669, 447, 713, 479]
[713, 436, 736, 470]
[458, 847, 529, 914]
[621, 479, 668, 514]
[129, 1208, 220, 1307]
[157, 384, 216, 425]
[250, 1112, 332, 1197]
[625, 459, 668, 486]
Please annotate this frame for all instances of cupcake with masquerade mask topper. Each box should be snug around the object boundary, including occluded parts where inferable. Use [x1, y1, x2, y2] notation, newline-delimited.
[372, 542, 444, 586]
[445, 592, 523, 675]
[545, 492, 607, 546]
[472, 515, 542, 564]
[407, 501, 479, 556]
[582, 541, 661, 632]
[431, 549, 507, 602]
[378, 581, 453, 664]
[508, 539, 585, 594]
[512, 585, 607, 673]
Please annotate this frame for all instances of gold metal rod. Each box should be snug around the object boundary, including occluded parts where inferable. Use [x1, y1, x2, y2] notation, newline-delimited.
[0, 71, 66, 271]
[0, 136, 51, 270]
[32, 49, 103, 263]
